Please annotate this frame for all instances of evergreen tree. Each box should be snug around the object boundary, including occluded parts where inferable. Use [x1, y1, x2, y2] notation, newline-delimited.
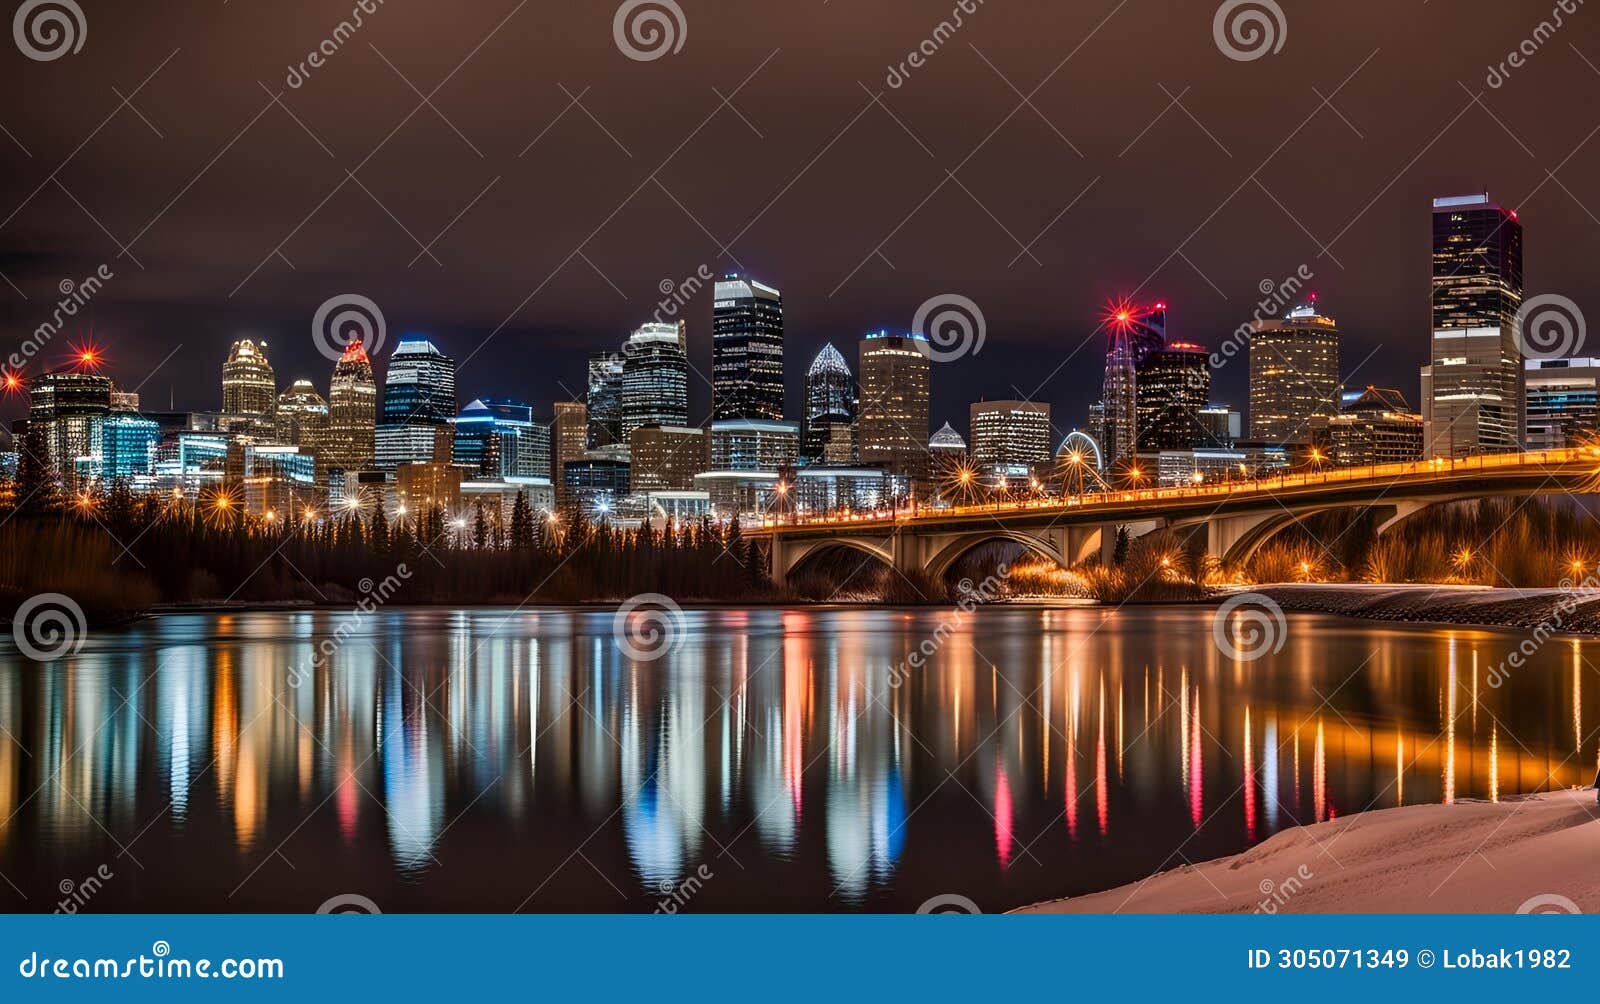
[369, 503, 389, 555]
[14, 424, 59, 515]
[510, 491, 533, 550]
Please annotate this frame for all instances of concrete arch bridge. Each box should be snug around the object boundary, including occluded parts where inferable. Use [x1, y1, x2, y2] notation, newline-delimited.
[750, 450, 1600, 587]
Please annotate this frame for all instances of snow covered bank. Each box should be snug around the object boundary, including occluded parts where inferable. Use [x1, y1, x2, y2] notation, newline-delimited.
[1243, 583, 1600, 634]
[1018, 788, 1600, 914]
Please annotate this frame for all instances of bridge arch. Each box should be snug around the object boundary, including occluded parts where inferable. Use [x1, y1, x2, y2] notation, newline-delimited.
[774, 537, 895, 586]
[924, 530, 1072, 581]
[1212, 500, 1456, 568]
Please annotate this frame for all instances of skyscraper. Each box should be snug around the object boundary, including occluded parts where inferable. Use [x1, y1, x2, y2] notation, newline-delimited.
[221, 339, 276, 417]
[857, 331, 930, 479]
[586, 353, 624, 448]
[1422, 193, 1524, 457]
[1524, 358, 1600, 450]
[28, 370, 111, 486]
[630, 423, 709, 491]
[621, 322, 689, 437]
[1135, 342, 1211, 452]
[802, 343, 856, 464]
[1248, 299, 1341, 444]
[713, 274, 784, 421]
[1101, 303, 1167, 463]
[551, 400, 588, 497]
[274, 380, 330, 463]
[969, 400, 1051, 473]
[452, 399, 550, 479]
[376, 337, 456, 470]
[326, 341, 377, 475]
[380, 337, 456, 424]
[102, 408, 160, 486]
[1324, 387, 1424, 466]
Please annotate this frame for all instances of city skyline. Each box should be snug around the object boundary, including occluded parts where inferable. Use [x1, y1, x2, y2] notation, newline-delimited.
[1, 3, 1595, 440]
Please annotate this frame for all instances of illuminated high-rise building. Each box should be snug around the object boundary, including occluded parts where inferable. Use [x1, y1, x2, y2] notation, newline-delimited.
[802, 343, 855, 464]
[586, 353, 625, 448]
[969, 400, 1051, 473]
[1422, 193, 1524, 457]
[551, 400, 589, 498]
[1325, 387, 1424, 466]
[1101, 303, 1167, 463]
[713, 274, 784, 421]
[857, 331, 930, 479]
[102, 411, 160, 485]
[630, 423, 709, 492]
[1135, 342, 1211, 451]
[1248, 299, 1341, 444]
[451, 399, 551, 479]
[221, 339, 276, 417]
[621, 322, 689, 438]
[326, 341, 377, 475]
[28, 370, 111, 486]
[376, 337, 456, 470]
[274, 380, 330, 465]
[1524, 358, 1600, 450]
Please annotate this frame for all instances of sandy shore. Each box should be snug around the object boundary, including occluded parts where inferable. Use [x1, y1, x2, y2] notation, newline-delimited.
[1017, 788, 1600, 914]
[1241, 582, 1600, 634]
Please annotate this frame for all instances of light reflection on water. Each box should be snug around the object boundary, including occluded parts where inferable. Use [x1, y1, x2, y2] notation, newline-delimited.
[0, 606, 1593, 913]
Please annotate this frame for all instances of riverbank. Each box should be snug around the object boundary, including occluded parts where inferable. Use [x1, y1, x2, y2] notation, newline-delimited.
[1240, 582, 1600, 634]
[1018, 788, 1600, 914]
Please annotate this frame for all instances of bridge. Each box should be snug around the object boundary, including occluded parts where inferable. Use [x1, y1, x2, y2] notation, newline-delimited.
[750, 449, 1600, 587]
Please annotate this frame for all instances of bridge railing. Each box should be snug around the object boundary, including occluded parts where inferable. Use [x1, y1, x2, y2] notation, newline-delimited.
[759, 448, 1593, 530]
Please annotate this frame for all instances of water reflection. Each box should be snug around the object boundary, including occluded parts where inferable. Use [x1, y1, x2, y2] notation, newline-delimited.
[0, 607, 1594, 913]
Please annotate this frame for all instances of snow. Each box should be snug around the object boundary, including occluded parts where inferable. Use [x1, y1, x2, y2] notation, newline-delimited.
[1235, 583, 1600, 634]
[1017, 788, 1600, 914]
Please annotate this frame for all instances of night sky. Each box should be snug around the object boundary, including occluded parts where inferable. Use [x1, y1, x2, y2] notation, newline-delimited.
[1, 0, 1596, 444]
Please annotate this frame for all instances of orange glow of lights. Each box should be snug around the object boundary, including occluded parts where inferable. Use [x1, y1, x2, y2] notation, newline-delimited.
[69, 339, 105, 371]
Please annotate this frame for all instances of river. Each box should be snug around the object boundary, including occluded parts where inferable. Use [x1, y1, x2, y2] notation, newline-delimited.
[0, 605, 1592, 913]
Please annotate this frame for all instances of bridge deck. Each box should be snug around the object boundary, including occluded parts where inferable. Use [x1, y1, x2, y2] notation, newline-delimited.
[751, 449, 1599, 539]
